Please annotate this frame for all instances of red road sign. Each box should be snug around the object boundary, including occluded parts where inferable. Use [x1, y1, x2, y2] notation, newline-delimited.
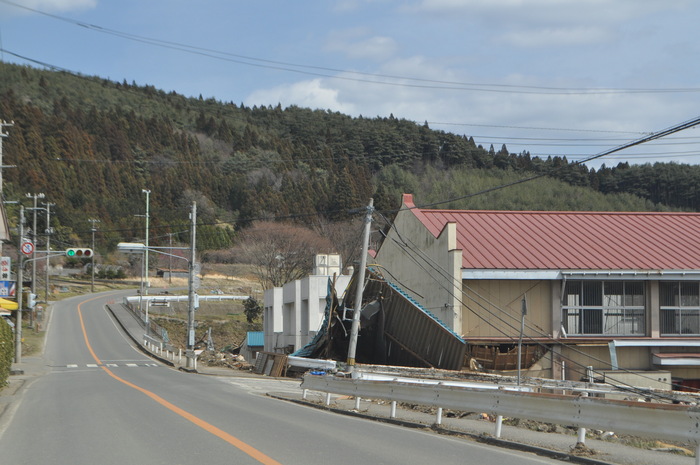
[21, 242, 34, 255]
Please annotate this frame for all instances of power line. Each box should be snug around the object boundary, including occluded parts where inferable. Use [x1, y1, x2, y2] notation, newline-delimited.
[374, 211, 694, 400]
[411, 115, 700, 210]
[5, 48, 700, 165]
[3, 0, 700, 96]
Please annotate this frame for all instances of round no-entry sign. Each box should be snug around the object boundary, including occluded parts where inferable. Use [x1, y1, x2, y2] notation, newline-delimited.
[21, 242, 34, 255]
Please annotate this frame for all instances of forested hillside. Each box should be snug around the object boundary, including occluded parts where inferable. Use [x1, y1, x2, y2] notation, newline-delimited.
[0, 62, 694, 255]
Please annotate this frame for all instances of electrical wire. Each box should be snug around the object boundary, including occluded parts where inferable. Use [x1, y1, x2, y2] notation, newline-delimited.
[375, 212, 693, 401]
[3, 7, 700, 394]
[4, 48, 700, 169]
[407, 115, 700, 210]
[3, 0, 700, 96]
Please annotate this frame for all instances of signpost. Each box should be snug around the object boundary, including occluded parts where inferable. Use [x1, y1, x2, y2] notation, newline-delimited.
[0, 281, 15, 298]
[0, 257, 10, 280]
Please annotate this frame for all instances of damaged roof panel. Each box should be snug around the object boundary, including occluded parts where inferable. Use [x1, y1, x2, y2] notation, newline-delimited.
[293, 269, 466, 371]
[344, 268, 466, 371]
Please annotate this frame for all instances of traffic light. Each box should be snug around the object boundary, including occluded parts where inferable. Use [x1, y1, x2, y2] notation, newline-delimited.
[27, 293, 36, 309]
[66, 248, 93, 258]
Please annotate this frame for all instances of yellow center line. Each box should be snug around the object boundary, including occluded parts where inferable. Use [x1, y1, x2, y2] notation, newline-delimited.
[77, 296, 283, 465]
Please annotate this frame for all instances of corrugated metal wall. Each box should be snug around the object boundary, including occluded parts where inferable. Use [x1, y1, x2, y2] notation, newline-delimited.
[344, 269, 466, 371]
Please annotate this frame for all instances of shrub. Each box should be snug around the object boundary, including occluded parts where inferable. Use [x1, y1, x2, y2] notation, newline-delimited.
[0, 318, 13, 387]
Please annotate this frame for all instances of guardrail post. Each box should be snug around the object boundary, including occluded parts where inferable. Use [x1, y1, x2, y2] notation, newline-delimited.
[495, 415, 503, 438]
[577, 427, 586, 444]
[354, 397, 361, 410]
[436, 407, 443, 425]
[302, 389, 308, 400]
[325, 392, 331, 406]
[390, 401, 397, 418]
[577, 392, 588, 445]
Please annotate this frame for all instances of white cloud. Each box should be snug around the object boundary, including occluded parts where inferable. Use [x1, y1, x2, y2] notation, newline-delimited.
[500, 26, 613, 47]
[325, 28, 398, 61]
[242, 50, 700, 166]
[22, 0, 97, 12]
[333, 0, 394, 13]
[407, 0, 690, 47]
[245, 79, 357, 115]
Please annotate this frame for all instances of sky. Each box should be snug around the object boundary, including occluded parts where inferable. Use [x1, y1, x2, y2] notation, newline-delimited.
[1, 0, 700, 169]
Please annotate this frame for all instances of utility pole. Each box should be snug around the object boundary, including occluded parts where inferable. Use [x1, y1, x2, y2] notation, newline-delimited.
[186, 201, 197, 369]
[15, 205, 24, 364]
[88, 219, 100, 293]
[42, 202, 54, 303]
[26, 192, 44, 328]
[142, 189, 150, 292]
[517, 296, 527, 387]
[346, 198, 374, 374]
[167, 232, 173, 284]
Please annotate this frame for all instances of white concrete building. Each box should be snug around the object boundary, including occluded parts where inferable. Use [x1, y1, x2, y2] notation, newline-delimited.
[263, 254, 352, 354]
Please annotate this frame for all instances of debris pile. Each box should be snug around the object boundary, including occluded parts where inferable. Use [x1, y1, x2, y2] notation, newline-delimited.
[197, 351, 253, 371]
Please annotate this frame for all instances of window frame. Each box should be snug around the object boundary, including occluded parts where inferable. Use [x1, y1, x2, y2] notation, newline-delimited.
[660, 281, 700, 336]
[562, 280, 646, 336]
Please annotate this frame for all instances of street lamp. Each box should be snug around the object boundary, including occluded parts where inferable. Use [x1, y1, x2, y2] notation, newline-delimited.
[117, 199, 198, 368]
[142, 189, 150, 291]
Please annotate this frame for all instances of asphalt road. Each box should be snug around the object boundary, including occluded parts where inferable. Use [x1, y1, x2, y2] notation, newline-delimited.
[0, 291, 566, 465]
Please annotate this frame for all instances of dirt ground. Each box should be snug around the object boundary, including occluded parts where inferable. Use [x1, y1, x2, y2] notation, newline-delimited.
[25, 263, 264, 359]
[146, 264, 264, 355]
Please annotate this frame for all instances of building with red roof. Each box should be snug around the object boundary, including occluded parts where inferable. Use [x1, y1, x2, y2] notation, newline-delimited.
[374, 194, 700, 387]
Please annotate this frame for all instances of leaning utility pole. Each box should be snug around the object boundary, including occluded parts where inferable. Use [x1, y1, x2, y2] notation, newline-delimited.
[346, 198, 374, 374]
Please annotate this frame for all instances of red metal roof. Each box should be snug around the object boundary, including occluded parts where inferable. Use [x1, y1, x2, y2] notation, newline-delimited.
[402, 194, 700, 271]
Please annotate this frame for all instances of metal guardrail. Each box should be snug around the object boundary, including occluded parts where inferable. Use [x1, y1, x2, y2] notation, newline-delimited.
[301, 373, 700, 455]
[123, 295, 248, 305]
[143, 334, 163, 350]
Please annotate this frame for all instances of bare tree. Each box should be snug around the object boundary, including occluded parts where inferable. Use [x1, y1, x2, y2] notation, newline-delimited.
[236, 221, 334, 289]
[311, 215, 365, 270]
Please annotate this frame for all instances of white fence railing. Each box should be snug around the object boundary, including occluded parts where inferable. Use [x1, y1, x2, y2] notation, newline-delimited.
[301, 373, 700, 461]
[124, 295, 249, 305]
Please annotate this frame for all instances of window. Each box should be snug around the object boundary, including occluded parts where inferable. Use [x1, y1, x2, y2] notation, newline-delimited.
[660, 282, 700, 335]
[562, 281, 645, 336]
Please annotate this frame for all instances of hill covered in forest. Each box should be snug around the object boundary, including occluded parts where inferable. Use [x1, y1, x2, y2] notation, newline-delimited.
[0, 61, 694, 255]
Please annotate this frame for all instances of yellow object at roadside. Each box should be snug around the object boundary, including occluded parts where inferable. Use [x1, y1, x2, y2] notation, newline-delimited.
[0, 297, 18, 310]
